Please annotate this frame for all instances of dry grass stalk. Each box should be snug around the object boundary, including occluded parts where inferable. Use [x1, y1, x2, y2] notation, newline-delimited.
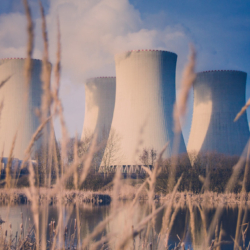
[73, 134, 79, 189]
[52, 137, 59, 183]
[187, 194, 196, 247]
[46, 154, 88, 196]
[23, 0, 34, 88]
[55, 100, 69, 177]
[0, 151, 3, 182]
[39, 0, 51, 120]
[81, 208, 121, 250]
[225, 139, 250, 193]
[52, 33, 69, 180]
[73, 134, 81, 249]
[115, 202, 167, 250]
[41, 204, 49, 250]
[158, 174, 183, 248]
[49, 19, 75, 249]
[52, 19, 70, 178]
[211, 241, 232, 250]
[89, 234, 114, 250]
[0, 76, 12, 89]
[215, 223, 219, 246]
[217, 224, 224, 250]
[241, 141, 250, 194]
[46, 141, 103, 199]
[5, 133, 17, 189]
[0, 103, 3, 181]
[234, 98, 250, 122]
[169, 45, 196, 193]
[202, 163, 211, 193]
[197, 204, 208, 244]
[19, 116, 51, 173]
[20, 0, 36, 189]
[50, 17, 70, 185]
[25, 160, 39, 250]
[129, 180, 148, 209]
[234, 142, 250, 248]
[79, 135, 98, 184]
[0, 101, 3, 119]
[173, 44, 196, 133]
[206, 139, 250, 245]
[39, 0, 51, 195]
[39, 0, 51, 192]
[50, 205, 65, 250]
[47, 122, 55, 187]
[141, 143, 169, 244]
[52, 17, 61, 102]
[241, 222, 249, 249]
[132, 119, 148, 164]
[167, 198, 182, 236]
[144, 143, 168, 205]
[22, 2, 53, 249]
[168, 133, 181, 192]
[116, 176, 183, 250]
[111, 164, 122, 213]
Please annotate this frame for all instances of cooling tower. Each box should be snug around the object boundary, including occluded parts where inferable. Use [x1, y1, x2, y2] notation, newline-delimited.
[0, 58, 49, 160]
[81, 77, 116, 140]
[187, 70, 250, 156]
[108, 50, 187, 166]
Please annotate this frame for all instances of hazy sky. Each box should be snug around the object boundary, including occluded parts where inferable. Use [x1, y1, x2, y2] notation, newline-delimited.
[0, 0, 250, 144]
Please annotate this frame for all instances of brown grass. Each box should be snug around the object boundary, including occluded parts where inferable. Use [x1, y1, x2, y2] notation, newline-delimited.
[1, 1, 250, 250]
[234, 98, 250, 122]
[23, 0, 34, 89]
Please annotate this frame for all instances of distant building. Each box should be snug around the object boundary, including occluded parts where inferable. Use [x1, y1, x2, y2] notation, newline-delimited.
[81, 77, 116, 140]
[107, 50, 187, 166]
[187, 70, 250, 157]
[0, 58, 51, 160]
[1, 157, 22, 171]
[0, 157, 36, 179]
[81, 77, 116, 169]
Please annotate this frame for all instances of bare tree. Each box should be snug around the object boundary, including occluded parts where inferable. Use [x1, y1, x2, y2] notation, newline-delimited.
[66, 128, 121, 173]
[150, 148, 157, 166]
[139, 147, 157, 168]
[101, 128, 121, 171]
[66, 130, 93, 164]
[139, 149, 149, 166]
[78, 130, 94, 158]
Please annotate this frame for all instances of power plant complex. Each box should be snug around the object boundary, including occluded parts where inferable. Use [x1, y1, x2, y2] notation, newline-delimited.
[187, 70, 250, 156]
[0, 50, 249, 170]
[0, 58, 50, 162]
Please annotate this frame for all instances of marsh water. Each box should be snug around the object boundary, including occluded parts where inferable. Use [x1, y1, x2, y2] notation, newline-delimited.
[0, 203, 249, 249]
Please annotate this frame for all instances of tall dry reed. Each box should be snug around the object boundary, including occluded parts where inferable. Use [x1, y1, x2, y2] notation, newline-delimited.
[1, 1, 250, 250]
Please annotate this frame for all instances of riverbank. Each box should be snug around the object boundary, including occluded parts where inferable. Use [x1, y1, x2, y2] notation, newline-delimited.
[0, 188, 249, 207]
[0, 189, 111, 205]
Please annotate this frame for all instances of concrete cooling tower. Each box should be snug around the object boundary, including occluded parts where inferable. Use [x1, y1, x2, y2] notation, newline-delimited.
[0, 58, 49, 160]
[187, 70, 250, 157]
[81, 77, 116, 140]
[109, 50, 187, 166]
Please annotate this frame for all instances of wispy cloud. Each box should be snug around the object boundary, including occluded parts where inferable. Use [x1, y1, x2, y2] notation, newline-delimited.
[0, 0, 191, 137]
[0, 0, 191, 85]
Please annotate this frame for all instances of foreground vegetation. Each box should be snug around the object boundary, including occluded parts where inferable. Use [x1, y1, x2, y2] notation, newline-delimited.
[0, 0, 250, 249]
[4, 152, 247, 195]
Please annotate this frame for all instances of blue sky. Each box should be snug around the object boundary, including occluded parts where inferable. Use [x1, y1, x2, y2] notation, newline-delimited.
[0, 0, 250, 144]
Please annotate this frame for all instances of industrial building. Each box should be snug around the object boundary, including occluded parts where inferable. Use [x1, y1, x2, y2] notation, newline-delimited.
[107, 50, 187, 166]
[81, 77, 116, 141]
[187, 70, 250, 156]
[0, 58, 48, 160]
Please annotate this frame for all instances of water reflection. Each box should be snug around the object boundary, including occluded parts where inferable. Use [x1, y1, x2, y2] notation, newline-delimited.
[0, 203, 249, 249]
